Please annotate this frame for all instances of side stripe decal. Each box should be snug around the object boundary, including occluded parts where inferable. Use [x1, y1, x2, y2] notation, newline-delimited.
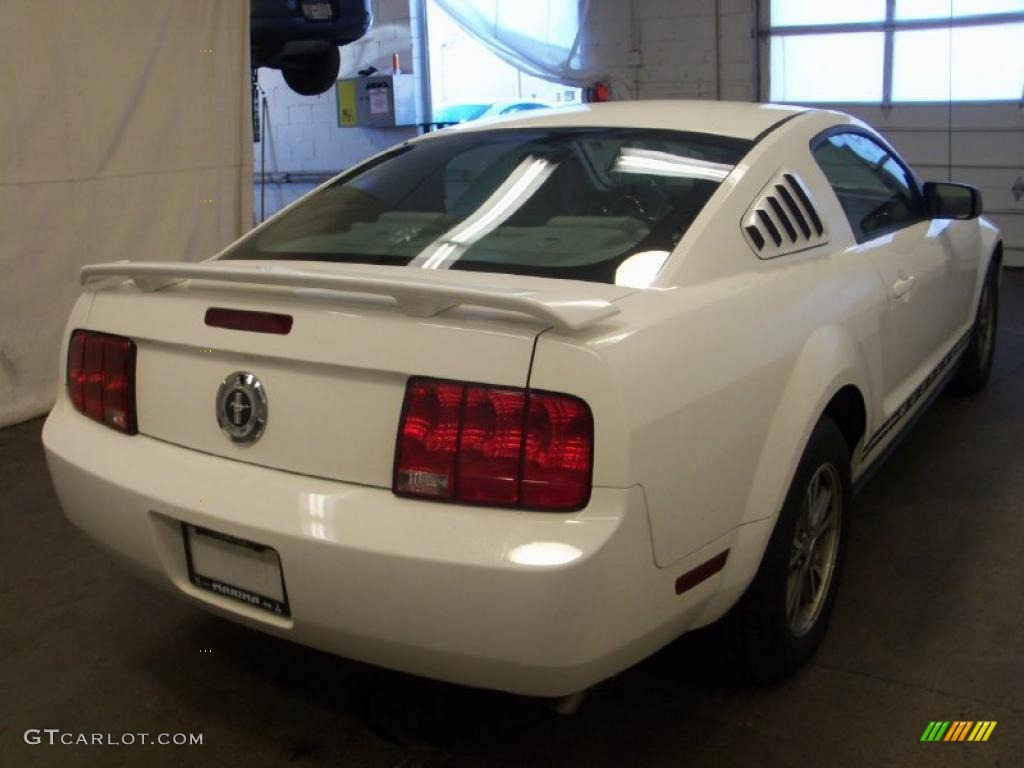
[862, 331, 971, 458]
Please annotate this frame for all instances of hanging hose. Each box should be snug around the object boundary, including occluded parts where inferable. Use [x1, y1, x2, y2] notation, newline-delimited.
[260, 82, 268, 223]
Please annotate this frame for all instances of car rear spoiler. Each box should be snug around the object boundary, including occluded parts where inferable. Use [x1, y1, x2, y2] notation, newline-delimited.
[79, 261, 620, 333]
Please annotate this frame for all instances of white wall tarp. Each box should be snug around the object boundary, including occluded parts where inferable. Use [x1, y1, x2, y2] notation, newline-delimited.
[0, 0, 252, 427]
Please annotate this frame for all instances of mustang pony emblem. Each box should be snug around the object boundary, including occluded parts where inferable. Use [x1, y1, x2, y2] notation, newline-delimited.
[215, 372, 267, 444]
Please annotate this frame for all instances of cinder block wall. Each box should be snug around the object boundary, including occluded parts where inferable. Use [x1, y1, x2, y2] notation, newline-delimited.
[255, 0, 758, 218]
[586, 0, 756, 101]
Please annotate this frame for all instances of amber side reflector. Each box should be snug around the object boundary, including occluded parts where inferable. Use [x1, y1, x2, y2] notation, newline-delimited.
[675, 550, 729, 595]
[205, 308, 293, 335]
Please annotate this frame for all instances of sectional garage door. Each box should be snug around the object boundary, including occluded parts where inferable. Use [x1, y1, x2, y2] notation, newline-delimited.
[762, 2, 1024, 267]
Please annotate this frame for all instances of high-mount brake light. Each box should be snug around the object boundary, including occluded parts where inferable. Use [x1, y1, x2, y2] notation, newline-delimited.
[393, 377, 593, 511]
[205, 307, 293, 335]
[67, 330, 137, 434]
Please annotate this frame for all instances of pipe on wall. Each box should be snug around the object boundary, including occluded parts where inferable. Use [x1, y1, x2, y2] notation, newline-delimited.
[754, 0, 763, 100]
[714, 0, 721, 100]
[630, 0, 641, 98]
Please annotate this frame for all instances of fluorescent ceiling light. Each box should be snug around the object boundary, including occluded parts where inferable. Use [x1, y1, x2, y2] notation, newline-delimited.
[613, 148, 733, 181]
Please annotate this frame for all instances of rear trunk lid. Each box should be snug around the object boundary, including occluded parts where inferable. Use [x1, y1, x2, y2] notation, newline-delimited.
[81, 261, 630, 487]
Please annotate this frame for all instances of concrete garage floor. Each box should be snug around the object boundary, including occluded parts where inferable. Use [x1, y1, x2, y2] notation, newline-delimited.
[2, 275, 1023, 768]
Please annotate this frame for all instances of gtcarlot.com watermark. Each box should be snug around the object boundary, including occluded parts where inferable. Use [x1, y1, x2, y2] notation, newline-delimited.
[24, 729, 202, 746]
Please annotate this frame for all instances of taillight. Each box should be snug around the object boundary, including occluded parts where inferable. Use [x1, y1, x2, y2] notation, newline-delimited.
[521, 392, 593, 509]
[394, 377, 593, 511]
[458, 386, 526, 505]
[394, 379, 463, 500]
[66, 330, 137, 434]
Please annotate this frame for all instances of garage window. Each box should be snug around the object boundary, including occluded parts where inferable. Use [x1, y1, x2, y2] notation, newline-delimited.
[769, 0, 1024, 102]
[427, 0, 583, 124]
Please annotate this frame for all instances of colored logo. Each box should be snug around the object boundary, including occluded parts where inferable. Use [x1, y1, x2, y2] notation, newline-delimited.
[921, 721, 996, 742]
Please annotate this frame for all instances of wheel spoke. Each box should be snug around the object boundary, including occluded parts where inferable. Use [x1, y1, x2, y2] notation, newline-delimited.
[812, 559, 826, 589]
[814, 558, 828, 595]
[786, 573, 801, 621]
[806, 473, 820, 516]
[806, 561, 818, 600]
[812, 494, 834, 537]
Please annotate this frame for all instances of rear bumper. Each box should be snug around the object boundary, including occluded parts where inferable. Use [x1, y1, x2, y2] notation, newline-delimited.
[43, 402, 722, 696]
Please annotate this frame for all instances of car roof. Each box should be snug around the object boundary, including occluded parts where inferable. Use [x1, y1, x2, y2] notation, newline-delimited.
[445, 100, 817, 141]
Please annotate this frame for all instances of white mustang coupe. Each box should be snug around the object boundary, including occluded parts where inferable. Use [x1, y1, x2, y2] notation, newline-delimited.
[43, 101, 1002, 699]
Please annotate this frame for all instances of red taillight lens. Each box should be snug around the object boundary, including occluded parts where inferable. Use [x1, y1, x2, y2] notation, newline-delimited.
[394, 379, 464, 499]
[67, 330, 87, 413]
[66, 330, 137, 434]
[394, 378, 593, 511]
[521, 392, 593, 510]
[457, 386, 526, 505]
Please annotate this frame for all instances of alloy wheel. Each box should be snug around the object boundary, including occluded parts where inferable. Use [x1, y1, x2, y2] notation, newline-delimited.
[786, 463, 842, 637]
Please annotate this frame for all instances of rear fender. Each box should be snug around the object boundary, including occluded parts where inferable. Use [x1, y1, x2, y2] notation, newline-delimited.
[728, 326, 869, 588]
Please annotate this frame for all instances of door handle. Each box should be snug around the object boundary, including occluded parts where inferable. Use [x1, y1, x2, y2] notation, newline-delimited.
[892, 274, 916, 299]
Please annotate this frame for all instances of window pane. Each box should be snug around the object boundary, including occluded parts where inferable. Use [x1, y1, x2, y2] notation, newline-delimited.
[951, 24, 1024, 99]
[893, 24, 1024, 101]
[222, 128, 751, 285]
[770, 34, 884, 102]
[771, 0, 885, 26]
[893, 28, 951, 101]
[812, 133, 923, 241]
[426, 0, 581, 122]
[896, 0, 1024, 20]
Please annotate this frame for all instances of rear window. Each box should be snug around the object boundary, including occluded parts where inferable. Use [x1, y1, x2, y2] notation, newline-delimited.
[224, 128, 751, 284]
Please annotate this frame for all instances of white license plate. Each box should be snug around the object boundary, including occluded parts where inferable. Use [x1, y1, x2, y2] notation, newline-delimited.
[184, 525, 289, 616]
[301, 1, 333, 20]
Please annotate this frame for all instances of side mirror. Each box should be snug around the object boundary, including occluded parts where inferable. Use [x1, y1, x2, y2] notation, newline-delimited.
[924, 182, 981, 220]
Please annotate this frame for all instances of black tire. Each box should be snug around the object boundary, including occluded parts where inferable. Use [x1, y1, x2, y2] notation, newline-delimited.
[948, 259, 999, 396]
[281, 47, 341, 96]
[725, 416, 851, 684]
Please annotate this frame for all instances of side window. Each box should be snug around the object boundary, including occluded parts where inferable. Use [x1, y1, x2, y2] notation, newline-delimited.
[812, 132, 924, 242]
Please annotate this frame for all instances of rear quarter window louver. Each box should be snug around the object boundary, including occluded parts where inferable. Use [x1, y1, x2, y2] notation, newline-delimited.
[741, 171, 829, 259]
